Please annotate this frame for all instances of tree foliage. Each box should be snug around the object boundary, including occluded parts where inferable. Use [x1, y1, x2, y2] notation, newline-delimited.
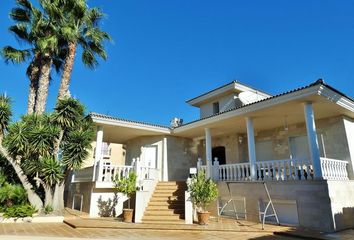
[0, 96, 94, 212]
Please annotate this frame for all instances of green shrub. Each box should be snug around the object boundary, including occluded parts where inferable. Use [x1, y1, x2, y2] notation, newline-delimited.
[3, 204, 37, 219]
[188, 170, 218, 213]
[44, 205, 53, 215]
[0, 183, 27, 208]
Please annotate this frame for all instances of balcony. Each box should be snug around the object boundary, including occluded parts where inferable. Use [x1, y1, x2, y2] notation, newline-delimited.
[198, 157, 349, 182]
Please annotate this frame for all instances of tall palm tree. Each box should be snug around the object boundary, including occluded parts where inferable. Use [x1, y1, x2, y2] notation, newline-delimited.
[2, 0, 62, 114]
[52, 0, 111, 100]
[2, 0, 39, 114]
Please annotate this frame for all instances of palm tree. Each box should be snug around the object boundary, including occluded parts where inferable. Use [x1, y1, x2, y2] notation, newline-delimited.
[2, 0, 39, 114]
[52, 0, 111, 100]
[2, 0, 62, 114]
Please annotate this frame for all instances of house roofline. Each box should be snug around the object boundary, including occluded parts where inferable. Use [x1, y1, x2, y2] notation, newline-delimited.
[174, 79, 354, 132]
[89, 113, 171, 133]
[185, 80, 272, 106]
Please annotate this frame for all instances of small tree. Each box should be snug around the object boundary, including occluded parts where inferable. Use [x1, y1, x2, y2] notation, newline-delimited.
[188, 170, 218, 213]
[114, 172, 137, 209]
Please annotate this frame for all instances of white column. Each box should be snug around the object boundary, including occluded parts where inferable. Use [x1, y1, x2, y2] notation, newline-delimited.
[246, 117, 257, 180]
[205, 128, 212, 179]
[213, 157, 220, 181]
[162, 137, 168, 181]
[304, 102, 323, 179]
[94, 126, 104, 181]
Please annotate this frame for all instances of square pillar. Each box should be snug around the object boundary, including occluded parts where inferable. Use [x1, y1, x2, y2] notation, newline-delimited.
[162, 137, 169, 181]
[304, 102, 323, 179]
[205, 128, 213, 179]
[93, 126, 104, 181]
[246, 117, 257, 180]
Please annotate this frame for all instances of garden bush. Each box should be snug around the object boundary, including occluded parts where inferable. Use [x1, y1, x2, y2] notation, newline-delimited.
[3, 204, 37, 218]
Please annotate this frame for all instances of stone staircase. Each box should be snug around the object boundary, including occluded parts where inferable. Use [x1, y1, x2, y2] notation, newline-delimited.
[142, 181, 187, 224]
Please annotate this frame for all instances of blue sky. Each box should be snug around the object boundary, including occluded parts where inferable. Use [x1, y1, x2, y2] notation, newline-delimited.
[1, 0, 354, 125]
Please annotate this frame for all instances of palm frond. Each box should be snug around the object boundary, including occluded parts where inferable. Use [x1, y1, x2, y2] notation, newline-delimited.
[1, 46, 31, 64]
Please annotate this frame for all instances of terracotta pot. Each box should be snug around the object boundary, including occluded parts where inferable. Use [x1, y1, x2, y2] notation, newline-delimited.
[197, 211, 210, 225]
[123, 209, 134, 223]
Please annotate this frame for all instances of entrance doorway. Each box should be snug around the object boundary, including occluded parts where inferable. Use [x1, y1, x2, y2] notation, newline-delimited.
[141, 145, 157, 168]
[212, 146, 226, 165]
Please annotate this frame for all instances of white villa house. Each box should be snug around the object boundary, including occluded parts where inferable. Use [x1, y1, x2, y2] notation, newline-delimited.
[67, 79, 354, 232]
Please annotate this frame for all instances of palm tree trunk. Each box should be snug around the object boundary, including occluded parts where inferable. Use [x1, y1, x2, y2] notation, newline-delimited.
[35, 55, 52, 114]
[27, 57, 41, 114]
[0, 145, 43, 210]
[57, 42, 77, 101]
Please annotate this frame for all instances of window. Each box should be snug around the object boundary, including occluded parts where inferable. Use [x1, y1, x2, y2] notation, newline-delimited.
[213, 102, 219, 114]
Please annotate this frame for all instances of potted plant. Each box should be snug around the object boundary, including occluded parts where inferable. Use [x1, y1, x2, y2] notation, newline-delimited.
[114, 172, 137, 223]
[188, 170, 218, 225]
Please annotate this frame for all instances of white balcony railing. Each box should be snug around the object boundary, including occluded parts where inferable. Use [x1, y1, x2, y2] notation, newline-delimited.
[218, 163, 251, 181]
[101, 165, 134, 182]
[198, 157, 349, 182]
[256, 158, 313, 181]
[321, 157, 349, 180]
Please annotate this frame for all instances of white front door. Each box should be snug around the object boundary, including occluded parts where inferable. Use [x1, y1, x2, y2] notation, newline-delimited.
[142, 146, 157, 168]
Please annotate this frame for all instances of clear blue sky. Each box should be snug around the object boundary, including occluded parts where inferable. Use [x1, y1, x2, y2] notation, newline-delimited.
[1, 0, 354, 125]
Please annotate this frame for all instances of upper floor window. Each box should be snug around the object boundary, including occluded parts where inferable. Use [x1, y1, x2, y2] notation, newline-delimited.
[213, 102, 220, 114]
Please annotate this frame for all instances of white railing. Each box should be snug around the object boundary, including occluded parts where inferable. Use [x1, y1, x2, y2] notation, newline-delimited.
[101, 165, 134, 182]
[218, 163, 251, 181]
[197, 157, 349, 182]
[321, 157, 349, 180]
[256, 158, 313, 181]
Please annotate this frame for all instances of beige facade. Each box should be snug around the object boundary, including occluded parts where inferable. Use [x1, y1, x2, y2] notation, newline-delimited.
[82, 141, 126, 168]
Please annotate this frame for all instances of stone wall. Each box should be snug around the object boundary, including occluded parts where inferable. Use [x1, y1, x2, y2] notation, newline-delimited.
[215, 180, 354, 232]
[166, 136, 198, 180]
[216, 181, 335, 232]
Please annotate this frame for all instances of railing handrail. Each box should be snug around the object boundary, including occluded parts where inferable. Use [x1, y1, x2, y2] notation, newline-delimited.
[320, 157, 348, 164]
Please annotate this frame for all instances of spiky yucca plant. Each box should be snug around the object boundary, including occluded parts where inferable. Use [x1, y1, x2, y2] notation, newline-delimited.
[0, 96, 94, 212]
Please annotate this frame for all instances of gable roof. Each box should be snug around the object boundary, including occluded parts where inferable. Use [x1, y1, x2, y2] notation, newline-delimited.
[186, 80, 272, 107]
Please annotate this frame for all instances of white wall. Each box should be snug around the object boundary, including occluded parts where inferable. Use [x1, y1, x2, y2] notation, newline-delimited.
[89, 191, 128, 217]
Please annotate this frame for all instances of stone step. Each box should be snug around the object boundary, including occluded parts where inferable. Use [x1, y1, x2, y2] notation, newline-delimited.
[144, 209, 184, 215]
[156, 182, 187, 187]
[142, 220, 185, 225]
[152, 193, 184, 198]
[150, 196, 183, 201]
[153, 189, 186, 193]
[146, 204, 184, 210]
[142, 214, 182, 221]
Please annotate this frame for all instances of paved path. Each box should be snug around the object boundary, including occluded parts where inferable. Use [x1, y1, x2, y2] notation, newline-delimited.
[0, 222, 297, 240]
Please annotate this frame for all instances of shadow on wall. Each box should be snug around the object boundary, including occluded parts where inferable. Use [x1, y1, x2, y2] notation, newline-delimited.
[334, 207, 354, 231]
[97, 194, 119, 217]
[97, 193, 136, 218]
